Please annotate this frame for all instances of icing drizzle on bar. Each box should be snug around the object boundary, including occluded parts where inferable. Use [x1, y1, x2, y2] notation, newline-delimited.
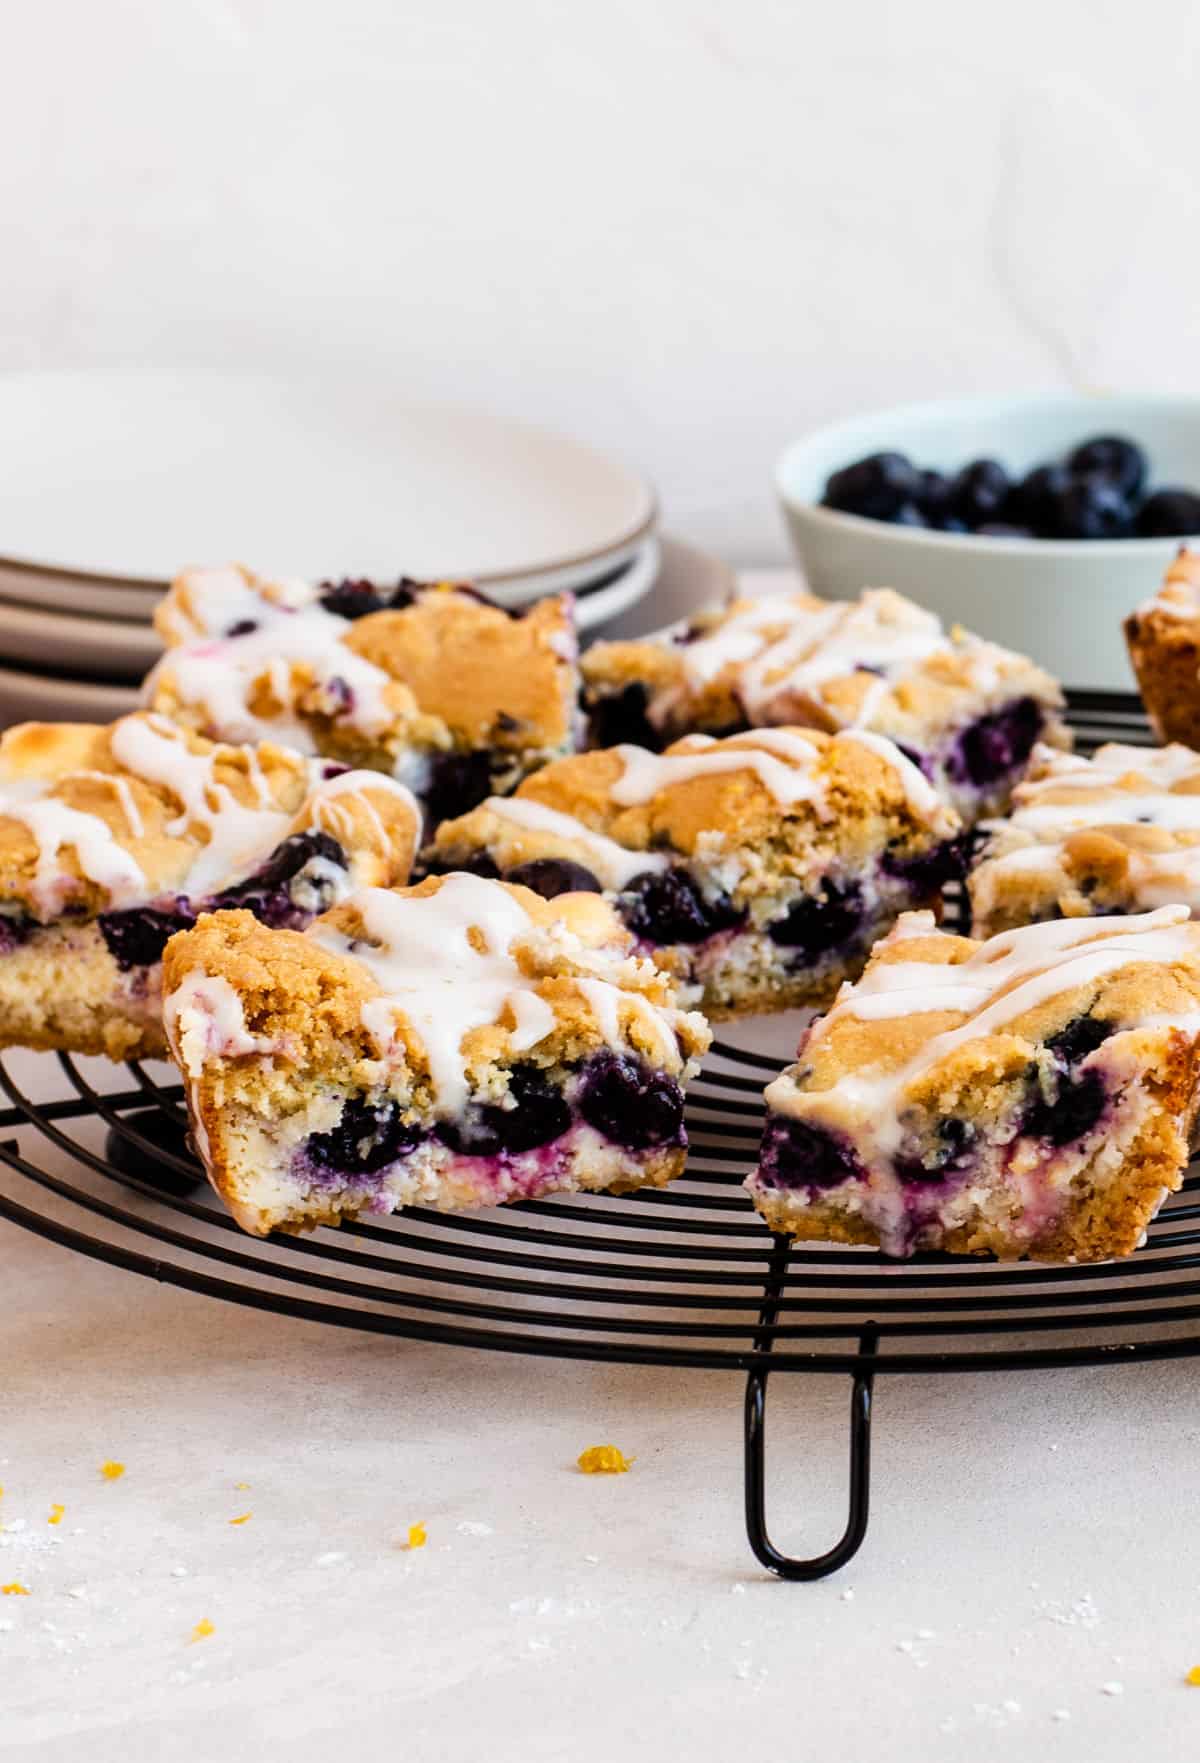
[312, 875, 673, 1114]
[768, 907, 1200, 1155]
[480, 797, 669, 888]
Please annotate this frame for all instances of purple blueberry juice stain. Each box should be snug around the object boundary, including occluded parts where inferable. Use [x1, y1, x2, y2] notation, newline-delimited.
[98, 906, 196, 970]
[436, 1067, 571, 1156]
[213, 830, 348, 928]
[0, 915, 34, 956]
[881, 835, 968, 894]
[304, 1097, 425, 1180]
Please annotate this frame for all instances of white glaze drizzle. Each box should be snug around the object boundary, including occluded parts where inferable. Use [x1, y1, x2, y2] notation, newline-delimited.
[164, 969, 277, 1078]
[768, 907, 1200, 1157]
[479, 797, 668, 888]
[309, 769, 421, 857]
[312, 875, 647, 1115]
[6, 798, 147, 916]
[610, 735, 828, 810]
[840, 730, 945, 818]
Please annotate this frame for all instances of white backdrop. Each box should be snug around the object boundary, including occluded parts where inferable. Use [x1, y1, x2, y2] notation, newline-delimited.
[4, 0, 1200, 561]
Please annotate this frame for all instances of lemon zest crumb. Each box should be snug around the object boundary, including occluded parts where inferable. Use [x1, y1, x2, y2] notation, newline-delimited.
[1187, 1666, 1200, 1687]
[100, 1461, 125, 1481]
[2, 1583, 29, 1596]
[577, 1445, 633, 1474]
[190, 1618, 215, 1643]
[406, 1522, 427, 1549]
[234, 1481, 251, 1490]
[228, 1513, 252, 1526]
[47, 1504, 64, 1526]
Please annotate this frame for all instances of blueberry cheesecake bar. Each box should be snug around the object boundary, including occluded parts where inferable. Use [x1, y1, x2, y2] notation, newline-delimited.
[970, 741, 1200, 936]
[424, 727, 964, 1016]
[749, 907, 1200, 1261]
[1125, 549, 1200, 750]
[0, 712, 421, 1059]
[581, 585, 1067, 820]
[161, 873, 711, 1236]
[146, 563, 579, 825]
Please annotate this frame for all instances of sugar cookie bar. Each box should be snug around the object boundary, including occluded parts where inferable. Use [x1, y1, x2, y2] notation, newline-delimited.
[162, 875, 711, 1236]
[0, 713, 420, 1059]
[970, 741, 1200, 936]
[1125, 548, 1200, 749]
[581, 586, 1067, 821]
[426, 727, 964, 1016]
[146, 564, 579, 825]
[749, 907, 1200, 1261]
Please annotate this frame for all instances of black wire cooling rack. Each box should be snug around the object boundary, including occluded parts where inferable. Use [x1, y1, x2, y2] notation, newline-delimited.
[2, 689, 1195, 1580]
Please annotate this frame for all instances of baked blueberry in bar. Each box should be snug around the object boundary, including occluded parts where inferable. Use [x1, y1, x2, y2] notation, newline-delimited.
[581, 586, 1067, 821]
[1124, 548, 1200, 749]
[749, 907, 1200, 1261]
[145, 563, 579, 825]
[161, 874, 711, 1236]
[424, 727, 965, 1017]
[970, 741, 1200, 936]
[0, 712, 421, 1059]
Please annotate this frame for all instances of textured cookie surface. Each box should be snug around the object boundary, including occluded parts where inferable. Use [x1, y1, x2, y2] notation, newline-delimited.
[751, 906, 1200, 1261]
[0, 712, 420, 1057]
[428, 726, 964, 1016]
[581, 585, 1067, 819]
[970, 740, 1200, 934]
[147, 564, 579, 812]
[1125, 549, 1200, 749]
[162, 874, 711, 1235]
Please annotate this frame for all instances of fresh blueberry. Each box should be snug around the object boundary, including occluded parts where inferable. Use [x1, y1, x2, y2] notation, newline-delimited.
[505, 858, 602, 899]
[1136, 489, 1200, 538]
[585, 684, 664, 752]
[950, 698, 1041, 789]
[1022, 1069, 1107, 1146]
[98, 907, 195, 970]
[894, 1116, 976, 1184]
[318, 578, 390, 620]
[882, 835, 968, 893]
[1053, 476, 1134, 540]
[423, 751, 495, 829]
[389, 578, 421, 609]
[576, 1051, 685, 1150]
[1012, 462, 1073, 536]
[1046, 1014, 1113, 1067]
[105, 1108, 204, 1198]
[437, 1066, 571, 1157]
[307, 1097, 424, 1176]
[976, 523, 1033, 539]
[214, 831, 347, 927]
[224, 618, 259, 637]
[822, 452, 921, 521]
[950, 458, 1010, 529]
[618, 868, 743, 946]
[914, 469, 955, 526]
[767, 880, 862, 958]
[893, 502, 929, 528]
[758, 1116, 864, 1190]
[1066, 434, 1147, 501]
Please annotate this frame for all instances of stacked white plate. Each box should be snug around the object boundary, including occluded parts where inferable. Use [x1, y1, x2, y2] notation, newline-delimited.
[0, 374, 671, 726]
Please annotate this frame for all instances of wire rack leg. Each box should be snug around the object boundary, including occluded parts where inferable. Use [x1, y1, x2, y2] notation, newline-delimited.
[743, 1320, 879, 1581]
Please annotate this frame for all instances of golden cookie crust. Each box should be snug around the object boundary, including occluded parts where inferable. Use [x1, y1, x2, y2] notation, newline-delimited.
[1125, 548, 1200, 748]
[148, 564, 578, 781]
[751, 908, 1200, 1262]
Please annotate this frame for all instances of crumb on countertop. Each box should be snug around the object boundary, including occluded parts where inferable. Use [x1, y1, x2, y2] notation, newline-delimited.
[2, 1584, 30, 1596]
[1186, 1666, 1200, 1687]
[190, 1619, 215, 1643]
[405, 1523, 427, 1550]
[47, 1505, 64, 1526]
[228, 1513, 252, 1526]
[100, 1462, 125, 1482]
[576, 1446, 633, 1474]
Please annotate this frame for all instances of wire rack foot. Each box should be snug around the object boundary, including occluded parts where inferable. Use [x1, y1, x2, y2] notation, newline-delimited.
[744, 1285, 879, 1580]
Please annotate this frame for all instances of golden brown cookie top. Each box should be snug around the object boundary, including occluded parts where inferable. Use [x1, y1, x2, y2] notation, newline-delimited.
[769, 906, 1200, 1112]
[582, 586, 1064, 743]
[432, 725, 960, 885]
[0, 712, 420, 920]
[148, 563, 577, 759]
[162, 875, 711, 1106]
[1127, 547, 1200, 631]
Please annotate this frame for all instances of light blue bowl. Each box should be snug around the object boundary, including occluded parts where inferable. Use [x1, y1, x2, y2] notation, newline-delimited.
[776, 395, 1200, 689]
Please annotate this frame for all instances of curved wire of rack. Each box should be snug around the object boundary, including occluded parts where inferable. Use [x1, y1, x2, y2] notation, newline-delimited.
[1, 687, 1192, 1576]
